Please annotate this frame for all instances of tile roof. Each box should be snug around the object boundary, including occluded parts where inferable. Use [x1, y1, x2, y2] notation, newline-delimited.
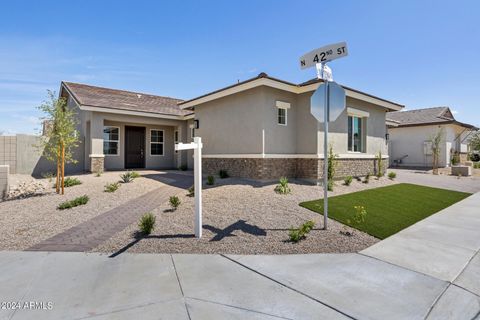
[62, 82, 192, 117]
[387, 107, 477, 129]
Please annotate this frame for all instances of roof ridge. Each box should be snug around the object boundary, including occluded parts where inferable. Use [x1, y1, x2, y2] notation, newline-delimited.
[62, 81, 183, 102]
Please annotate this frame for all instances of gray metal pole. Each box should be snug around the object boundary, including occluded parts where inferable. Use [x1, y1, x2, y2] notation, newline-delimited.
[323, 67, 329, 230]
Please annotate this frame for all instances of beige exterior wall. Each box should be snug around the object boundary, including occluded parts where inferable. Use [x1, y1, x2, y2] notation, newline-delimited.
[388, 124, 452, 167]
[193, 86, 389, 158]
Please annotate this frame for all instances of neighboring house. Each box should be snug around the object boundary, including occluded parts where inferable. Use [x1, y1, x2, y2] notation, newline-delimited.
[387, 107, 478, 168]
[58, 72, 403, 181]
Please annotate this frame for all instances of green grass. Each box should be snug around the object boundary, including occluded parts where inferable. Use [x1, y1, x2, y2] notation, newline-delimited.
[300, 183, 471, 239]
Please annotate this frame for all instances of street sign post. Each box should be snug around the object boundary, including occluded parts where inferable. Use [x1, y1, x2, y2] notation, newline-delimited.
[300, 42, 348, 230]
[175, 137, 203, 238]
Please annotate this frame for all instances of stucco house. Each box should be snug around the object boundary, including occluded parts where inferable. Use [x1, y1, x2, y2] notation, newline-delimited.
[387, 107, 478, 168]
[59, 72, 404, 181]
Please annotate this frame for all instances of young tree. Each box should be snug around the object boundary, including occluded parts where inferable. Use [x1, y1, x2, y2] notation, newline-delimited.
[470, 132, 480, 152]
[430, 128, 444, 175]
[37, 91, 80, 194]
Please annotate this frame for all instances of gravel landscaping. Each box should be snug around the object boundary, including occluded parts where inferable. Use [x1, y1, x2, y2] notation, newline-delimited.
[0, 171, 168, 250]
[93, 176, 398, 255]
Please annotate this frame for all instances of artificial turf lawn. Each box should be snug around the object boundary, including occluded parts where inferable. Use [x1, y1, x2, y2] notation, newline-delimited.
[299, 183, 471, 239]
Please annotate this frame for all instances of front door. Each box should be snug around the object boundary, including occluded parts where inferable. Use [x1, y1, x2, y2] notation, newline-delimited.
[125, 126, 146, 169]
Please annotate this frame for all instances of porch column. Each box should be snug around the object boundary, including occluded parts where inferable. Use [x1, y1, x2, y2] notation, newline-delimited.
[89, 114, 105, 173]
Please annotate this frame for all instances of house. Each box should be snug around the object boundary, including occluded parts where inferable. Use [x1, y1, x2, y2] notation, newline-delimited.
[387, 107, 478, 168]
[59, 72, 404, 181]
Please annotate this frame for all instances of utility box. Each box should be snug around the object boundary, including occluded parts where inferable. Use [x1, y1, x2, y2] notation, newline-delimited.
[451, 165, 472, 177]
[0, 165, 9, 200]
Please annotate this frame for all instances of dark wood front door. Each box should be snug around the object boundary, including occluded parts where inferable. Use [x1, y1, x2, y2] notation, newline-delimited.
[125, 126, 146, 169]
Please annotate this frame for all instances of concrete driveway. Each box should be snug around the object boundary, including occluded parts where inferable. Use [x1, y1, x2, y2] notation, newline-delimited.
[1, 193, 479, 320]
[392, 168, 480, 193]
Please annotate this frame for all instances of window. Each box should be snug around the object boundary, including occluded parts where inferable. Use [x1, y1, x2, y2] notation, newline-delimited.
[348, 116, 365, 152]
[190, 127, 195, 141]
[103, 127, 119, 155]
[150, 130, 164, 156]
[278, 108, 287, 125]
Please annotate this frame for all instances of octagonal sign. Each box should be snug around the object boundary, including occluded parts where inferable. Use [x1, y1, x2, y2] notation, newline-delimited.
[310, 81, 346, 122]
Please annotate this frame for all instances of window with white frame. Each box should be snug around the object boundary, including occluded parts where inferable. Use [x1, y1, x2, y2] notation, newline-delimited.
[348, 116, 366, 152]
[276, 101, 290, 126]
[190, 125, 195, 141]
[103, 126, 119, 155]
[150, 129, 164, 156]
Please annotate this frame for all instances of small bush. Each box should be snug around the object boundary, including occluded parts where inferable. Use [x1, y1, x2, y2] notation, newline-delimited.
[130, 171, 141, 179]
[41, 172, 55, 182]
[388, 171, 397, 180]
[474, 162, 480, 169]
[207, 175, 215, 185]
[344, 176, 353, 186]
[58, 195, 89, 210]
[179, 165, 188, 171]
[327, 180, 334, 191]
[219, 170, 229, 179]
[363, 173, 370, 184]
[187, 185, 195, 197]
[95, 169, 103, 177]
[275, 177, 291, 195]
[120, 171, 134, 183]
[55, 177, 82, 188]
[139, 213, 156, 235]
[347, 206, 367, 229]
[169, 195, 181, 210]
[289, 220, 315, 243]
[470, 153, 480, 162]
[104, 182, 120, 193]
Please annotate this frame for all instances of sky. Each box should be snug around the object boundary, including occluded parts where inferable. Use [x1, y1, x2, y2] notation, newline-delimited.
[0, 0, 479, 134]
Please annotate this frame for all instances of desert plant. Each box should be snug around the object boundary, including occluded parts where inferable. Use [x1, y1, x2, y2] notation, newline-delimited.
[206, 175, 215, 185]
[363, 173, 370, 184]
[327, 144, 338, 181]
[275, 177, 291, 194]
[451, 152, 460, 165]
[169, 195, 181, 210]
[95, 170, 103, 177]
[348, 206, 367, 228]
[54, 177, 81, 188]
[37, 91, 80, 195]
[41, 172, 55, 182]
[130, 171, 141, 178]
[430, 128, 445, 175]
[344, 176, 353, 186]
[289, 220, 315, 243]
[104, 182, 120, 193]
[139, 213, 156, 235]
[187, 185, 195, 197]
[120, 171, 134, 183]
[58, 195, 89, 210]
[327, 180, 334, 191]
[219, 170, 229, 179]
[388, 171, 397, 180]
[376, 151, 384, 178]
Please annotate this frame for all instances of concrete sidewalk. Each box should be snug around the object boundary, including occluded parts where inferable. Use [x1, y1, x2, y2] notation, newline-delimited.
[1, 193, 479, 319]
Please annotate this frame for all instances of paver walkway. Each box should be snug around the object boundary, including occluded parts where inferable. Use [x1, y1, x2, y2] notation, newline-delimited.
[27, 172, 193, 252]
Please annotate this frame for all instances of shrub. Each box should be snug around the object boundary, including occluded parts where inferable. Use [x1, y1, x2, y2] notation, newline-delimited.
[179, 165, 188, 171]
[139, 213, 156, 235]
[327, 144, 338, 180]
[289, 220, 315, 243]
[95, 169, 103, 177]
[58, 195, 89, 210]
[474, 162, 480, 169]
[388, 171, 397, 180]
[41, 172, 55, 182]
[470, 153, 480, 162]
[376, 151, 384, 178]
[275, 177, 291, 194]
[120, 171, 134, 183]
[219, 170, 229, 179]
[347, 206, 367, 229]
[187, 185, 195, 197]
[363, 173, 370, 184]
[130, 171, 141, 178]
[344, 176, 353, 186]
[327, 180, 334, 191]
[207, 175, 215, 185]
[104, 182, 120, 193]
[55, 177, 82, 188]
[169, 195, 181, 210]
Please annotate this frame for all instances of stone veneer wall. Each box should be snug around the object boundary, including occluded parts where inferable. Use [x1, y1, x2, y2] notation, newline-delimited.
[203, 157, 388, 181]
[90, 157, 105, 173]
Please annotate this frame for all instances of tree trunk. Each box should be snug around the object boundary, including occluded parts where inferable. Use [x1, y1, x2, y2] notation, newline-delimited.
[56, 146, 60, 194]
[61, 142, 65, 195]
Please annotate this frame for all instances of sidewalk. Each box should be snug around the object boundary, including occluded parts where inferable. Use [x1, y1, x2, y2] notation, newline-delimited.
[1, 193, 479, 320]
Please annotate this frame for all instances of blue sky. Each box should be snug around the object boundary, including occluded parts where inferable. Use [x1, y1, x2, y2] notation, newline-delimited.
[1, 0, 479, 134]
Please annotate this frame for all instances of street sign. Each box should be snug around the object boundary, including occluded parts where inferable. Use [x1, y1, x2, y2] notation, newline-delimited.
[175, 137, 203, 239]
[310, 81, 346, 122]
[300, 42, 348, 69]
